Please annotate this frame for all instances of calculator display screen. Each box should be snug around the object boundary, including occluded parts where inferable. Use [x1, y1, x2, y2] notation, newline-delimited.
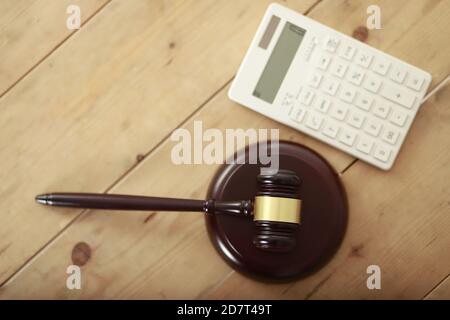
[253, 22, 306, 104]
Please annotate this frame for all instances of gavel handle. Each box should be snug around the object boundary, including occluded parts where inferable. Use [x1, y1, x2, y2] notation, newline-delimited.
[35, 193, 253, 216]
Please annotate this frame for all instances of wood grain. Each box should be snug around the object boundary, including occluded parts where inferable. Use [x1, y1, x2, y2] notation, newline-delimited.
[1, 0, 449, 299]
[299, 0, 450, 90]
[207, 82, 450, 300]
[424, 275, 450, 300]
[0, 79, 356, 298]
[207, 0, 450, 299]
[0, 0, 316, 289]
[0, 0, 109, 97]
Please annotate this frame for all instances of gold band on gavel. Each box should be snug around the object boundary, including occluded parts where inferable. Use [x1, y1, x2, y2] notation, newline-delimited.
[253, 196, 301, 224]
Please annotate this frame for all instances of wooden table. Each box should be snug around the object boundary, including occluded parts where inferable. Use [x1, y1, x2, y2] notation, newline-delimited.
[0, 0, 449, 299]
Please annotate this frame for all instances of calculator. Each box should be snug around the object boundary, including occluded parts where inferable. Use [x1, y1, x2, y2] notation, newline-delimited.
[229, 3, 431, 170]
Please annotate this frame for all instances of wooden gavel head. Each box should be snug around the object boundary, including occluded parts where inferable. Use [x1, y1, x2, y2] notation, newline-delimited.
[204, 169, 302, 252]
[252, 169, 302, 252]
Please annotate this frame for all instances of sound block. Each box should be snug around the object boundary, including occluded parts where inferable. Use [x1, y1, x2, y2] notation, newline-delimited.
[205, 141, 348, 281]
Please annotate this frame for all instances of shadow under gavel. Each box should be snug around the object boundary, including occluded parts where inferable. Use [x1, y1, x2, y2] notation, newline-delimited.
[36, 170, 302, 252]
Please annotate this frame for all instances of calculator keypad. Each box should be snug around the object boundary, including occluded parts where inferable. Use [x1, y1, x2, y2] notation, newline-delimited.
[284, 33, 429, 169]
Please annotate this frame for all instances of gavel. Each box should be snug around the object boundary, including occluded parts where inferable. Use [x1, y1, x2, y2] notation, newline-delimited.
[36, 170, 302, 252]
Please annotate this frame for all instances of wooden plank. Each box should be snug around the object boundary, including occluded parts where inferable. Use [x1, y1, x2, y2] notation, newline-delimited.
[0, 0, 109, 96]
[2, 0, 449, 299]
[0, 79, 355, 298]
[307, 0, 450, 90]
[424, 275, 450, 300]
[0, 0, 317, 291]
[304, 84, 450, 299]
[208, 82, 450, 299]
[205, 0, 450, 299]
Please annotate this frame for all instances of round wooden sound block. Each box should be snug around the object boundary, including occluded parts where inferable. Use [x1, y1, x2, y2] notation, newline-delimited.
[205, 141, 348, 281]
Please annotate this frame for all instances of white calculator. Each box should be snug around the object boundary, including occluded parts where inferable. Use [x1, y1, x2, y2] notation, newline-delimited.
[229, 3, 431, 170]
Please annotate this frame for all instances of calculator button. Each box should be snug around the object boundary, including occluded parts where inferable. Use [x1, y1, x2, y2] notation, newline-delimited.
[381, 84, 415, 109]
[347, 67, 365, 85]
[322, 121, 340, 138]
[355, 51, 373, 68]
[339, 44, 356, 60]
[323, 79, 340, 96]
[364, 76, 382, 93]
[317, 54, 332, 70]
[299, 88, 315, 106]
[306, 113, 324, 130]
[348, 111, 365, 129]
[331, 103, 348, 121]
[282, 94, 295, 107]
[315, 97, 331, 113]
[339, 129, 357, 146]
[324, 37, 340, 53]
[381, 127, 400, 145]
[355, 94, 373, 111]
[308, 73, 323, 88]
[372, 58, 391, 76]
[373, 102, 390, 119]
[390, 109, 408, 127]
[406, 75, 425, 91]
[282, 99, 293, 108]
[374, 145, 391, 162]
[285, 92, 296, 100]
[390, 67, 407, 83]
[289, 101, 298, 112]
[332, 61, 348, 78]
[365, 118, 383, 137]
[339, 86, 357, 103]
[291, 107, 307, 123]
[356, 136, 374, 154]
